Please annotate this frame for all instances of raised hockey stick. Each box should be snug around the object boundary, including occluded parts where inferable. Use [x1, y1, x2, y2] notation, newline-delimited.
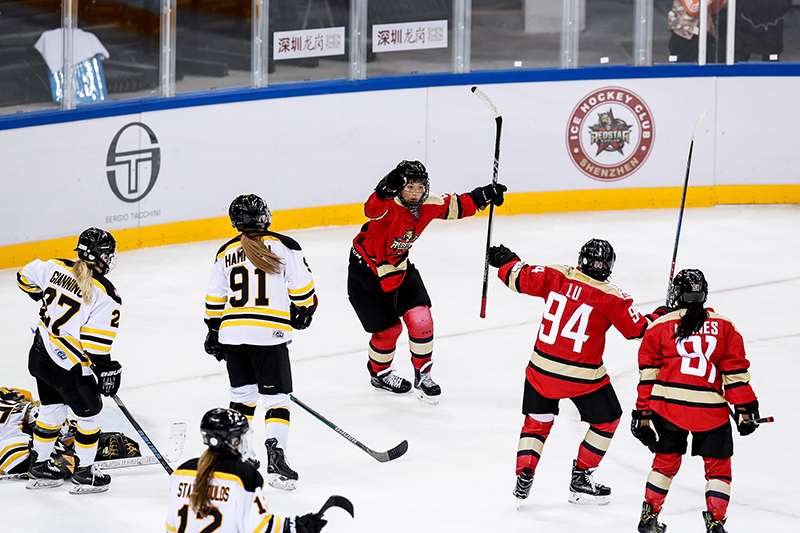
[289, 394, 408, 462]
[666, 108, 708, 305]
[113, 395, 177, 474]
[471, 86, 503, 319]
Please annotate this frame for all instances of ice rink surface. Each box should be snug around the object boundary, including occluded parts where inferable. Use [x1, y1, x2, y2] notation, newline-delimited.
[1, 205, 798, 532]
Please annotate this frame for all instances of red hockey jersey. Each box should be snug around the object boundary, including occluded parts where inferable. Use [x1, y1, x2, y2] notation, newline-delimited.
[636, 309, 757, 432]
[353, 191, 481, 291]
[497, 261, 648, 399]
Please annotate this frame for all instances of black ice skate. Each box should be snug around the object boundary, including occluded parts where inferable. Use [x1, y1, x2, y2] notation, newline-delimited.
[368, 362, 412, 394]
[414, 362, 441, 405]
[638, 502, 667, 533]
[70, 463, 111, 494]
[568, 460, 611, 505]
[702, 511, 728, 533]
[265, 438, 297, 491]
[513, 467, 534, 509]
[26, 450, 65, 490]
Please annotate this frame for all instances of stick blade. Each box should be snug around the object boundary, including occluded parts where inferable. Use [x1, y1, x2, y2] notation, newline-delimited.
[371, 439, 408, 462]
[318, 495, 355, 518]
[164, 422, 187, 463]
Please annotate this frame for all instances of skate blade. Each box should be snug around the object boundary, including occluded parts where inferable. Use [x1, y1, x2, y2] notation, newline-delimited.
[372, 385, 412, 395]
[69, 483, 109, 495]
[516, 498, 522, 511]
[568, 491, 610, 506]
[416, 390, 440, 406]
[267, 474, 297, 491]
[25, 478, 63, 490]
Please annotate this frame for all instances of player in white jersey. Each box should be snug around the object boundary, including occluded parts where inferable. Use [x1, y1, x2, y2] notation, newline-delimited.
[204, 195, 317, 491]
[167, 408, 347, 533]
[16, 227, 123, 493]
[0, 388, 36, 475]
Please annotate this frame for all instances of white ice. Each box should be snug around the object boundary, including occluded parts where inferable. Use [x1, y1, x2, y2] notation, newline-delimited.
[1, 205, 798, 532]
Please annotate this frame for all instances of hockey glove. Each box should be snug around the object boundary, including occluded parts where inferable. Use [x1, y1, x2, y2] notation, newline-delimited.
[469, 182, 508, 208]
[292, 513, 327, 533]
[204, 329, 225, 362]
[488, 244, 520, 268]
[375, 170, 406, 200]
[93, 358, 122, 397]
[644, 305, 673, 322]
[734, 400, 760, 436]
[290, 295, 318, 330]
[631, 410, 659, 446]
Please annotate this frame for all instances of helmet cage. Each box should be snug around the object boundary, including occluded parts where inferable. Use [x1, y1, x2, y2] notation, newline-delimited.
[229, 194, 272, 234]
[578, 239, 615, 282]
[395, 160, 429, 210]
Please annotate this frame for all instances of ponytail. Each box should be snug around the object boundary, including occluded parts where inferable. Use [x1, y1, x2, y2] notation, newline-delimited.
[191, 448, 219, 517]
[72, 260, 95, 305]
[673, 302, 709, 341]
[241, 233, 282, 275]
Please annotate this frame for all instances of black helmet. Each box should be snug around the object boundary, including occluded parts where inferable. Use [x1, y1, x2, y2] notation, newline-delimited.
[75, 227, 117, 275]
[669, 269, 708, 308]
[229, 194, 271, 234]
[200, 408, 250, 456]
[394, 160, 429, 210]
[578, 239, 615, 282]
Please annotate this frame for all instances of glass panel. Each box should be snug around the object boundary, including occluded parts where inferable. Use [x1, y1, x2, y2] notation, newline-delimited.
[172, 0, 250, 94]
[473, 0, 561, 70]
[580, 0, 635, 67]
[269, 0, 349, 83]
[659, 0, 727, 64]
[732, 0, 797, 63]
[366, 0, 453, 77]
[0, 0, 62, 114]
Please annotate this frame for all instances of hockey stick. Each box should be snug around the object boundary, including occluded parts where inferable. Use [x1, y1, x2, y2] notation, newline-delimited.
[289, 394, 408, 463]
[471, 86, 503, 319]
[665, 108, 708, 305]
[112, 395, 176, 474]
[748, 416, 775, 425]
[316, 495, 355, 518]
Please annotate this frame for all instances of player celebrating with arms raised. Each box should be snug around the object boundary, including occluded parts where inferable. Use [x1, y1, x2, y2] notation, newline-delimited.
[488, 239, 668, 506]
[632, 269, 761, 533]
[347, 160, 506, 404]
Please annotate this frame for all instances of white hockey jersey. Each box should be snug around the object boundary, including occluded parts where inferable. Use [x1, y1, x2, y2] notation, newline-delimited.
[0, 393, 32, 474]
[166, 455, 287, 533]
[205, 233, 315, 346]
[17, 259, 122, 376]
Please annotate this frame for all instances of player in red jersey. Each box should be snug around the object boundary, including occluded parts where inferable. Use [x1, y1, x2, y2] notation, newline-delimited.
[632, 269, 761, 533]
[488, 239, 669, 506]
[348, 160, 506, 404]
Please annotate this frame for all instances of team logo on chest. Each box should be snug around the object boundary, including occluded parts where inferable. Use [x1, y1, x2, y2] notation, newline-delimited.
[389, 229, 419, 256]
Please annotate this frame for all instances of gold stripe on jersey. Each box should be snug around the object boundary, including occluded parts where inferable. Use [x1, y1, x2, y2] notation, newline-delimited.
[216, 241, 245, 261]
[548, 264, 629, 298]
[288, 280, 315, 305]
[165, 523, 176, 533]
[80, 326, 116, 354]
[16, 272, 41, 294]
[651, 383, 727, 408]
[531, 349, 608, 384]
[376, 257, 409, 278]
[647, 470, 673, 492]
[639, 367, 660, 382]
[1, 446, 29, 472]
[46, 329, 89, 367]
[722, 370, 752, 387]
[505, 263, 526, 293]
[444, 194, 461, 220]
[173, 468, 247, 489]
[221, 307, 292, 331]
[255, 514, 281, 533]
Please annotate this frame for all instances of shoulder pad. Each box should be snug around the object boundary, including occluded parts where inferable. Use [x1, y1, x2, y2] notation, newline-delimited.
[216, 236, 242, 259]
[92, 273, 122, 305]
[215, 455, 264, 491]
[177, 457, 200, 472]
[422, 194, 445, 206]
[265, 231, 302, 251]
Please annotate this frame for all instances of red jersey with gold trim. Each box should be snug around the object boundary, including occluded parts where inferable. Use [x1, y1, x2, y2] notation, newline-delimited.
[353, 191, 481, 292]
[497, 261, 648, 399]
[636, 309, 758, 432]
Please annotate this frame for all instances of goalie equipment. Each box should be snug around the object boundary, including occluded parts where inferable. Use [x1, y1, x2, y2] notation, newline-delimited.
[266, 437, 298, 491]
[568, 460, 611, 505]
[229, 194, 272, 234]
[638, 502, 667, 533]
[578, 239, 615, 282]
[200, 408, 250, 457]
[75, 227, 117, 275]
[392, 160, 429, 210]
[0, 387, 27, 404]
[96, 432, 142, 460]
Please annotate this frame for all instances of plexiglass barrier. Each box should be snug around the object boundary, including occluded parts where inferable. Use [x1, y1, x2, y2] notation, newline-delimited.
[1, 0, 799, 115]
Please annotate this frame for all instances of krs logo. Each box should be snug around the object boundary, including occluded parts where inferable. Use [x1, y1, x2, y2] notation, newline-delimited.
[566, 87, 655, 182]
[106, 122, 161, 203]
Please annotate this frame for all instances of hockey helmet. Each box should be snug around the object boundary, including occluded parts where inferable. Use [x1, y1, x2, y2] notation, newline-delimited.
[394, 160, 429, 210]
[200, 408, 250, 457]
[229, 194, 272, 234]
[669, 269, 708, 308]
[578, 239, 615, 282]
[75, 227, 117, 275]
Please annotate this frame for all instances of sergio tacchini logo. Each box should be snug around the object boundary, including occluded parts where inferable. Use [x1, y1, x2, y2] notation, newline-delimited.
[106, 122, 161, 203]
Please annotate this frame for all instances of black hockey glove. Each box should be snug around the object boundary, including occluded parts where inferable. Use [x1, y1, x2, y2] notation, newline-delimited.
[290, 295, 319, 330]
[469, 182, 507, 209]
[375, 169, 406, 200]
[292, 513, 327, 533]
[204, 329, 225, 362]
[93, 358, 122, 397]
[644, 305, 673, 322]
[734, 400, 760, 436]
[630, 410, 659, 446]
[488, 244, 520, 268]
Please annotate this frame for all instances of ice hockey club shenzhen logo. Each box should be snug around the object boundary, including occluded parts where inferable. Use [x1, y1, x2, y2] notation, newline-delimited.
[566, 87, 654, 181]
[106, 122, 161, 203]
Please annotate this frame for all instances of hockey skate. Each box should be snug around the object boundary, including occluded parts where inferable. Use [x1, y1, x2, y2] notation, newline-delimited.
[70, 463, 111, 494]
[25, 450, 65, 490]
[702, 511, 728, 533]
[513, 467, 534, 509]
[413, 362, 441, 405]
[568, 460, 611, 505]
[368, 363, 412, 394]
[638, 502, 667, 533]
[265, 438, 297, 491]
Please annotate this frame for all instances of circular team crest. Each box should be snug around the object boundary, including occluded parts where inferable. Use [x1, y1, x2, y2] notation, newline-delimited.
[566, 87, 655, 181]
